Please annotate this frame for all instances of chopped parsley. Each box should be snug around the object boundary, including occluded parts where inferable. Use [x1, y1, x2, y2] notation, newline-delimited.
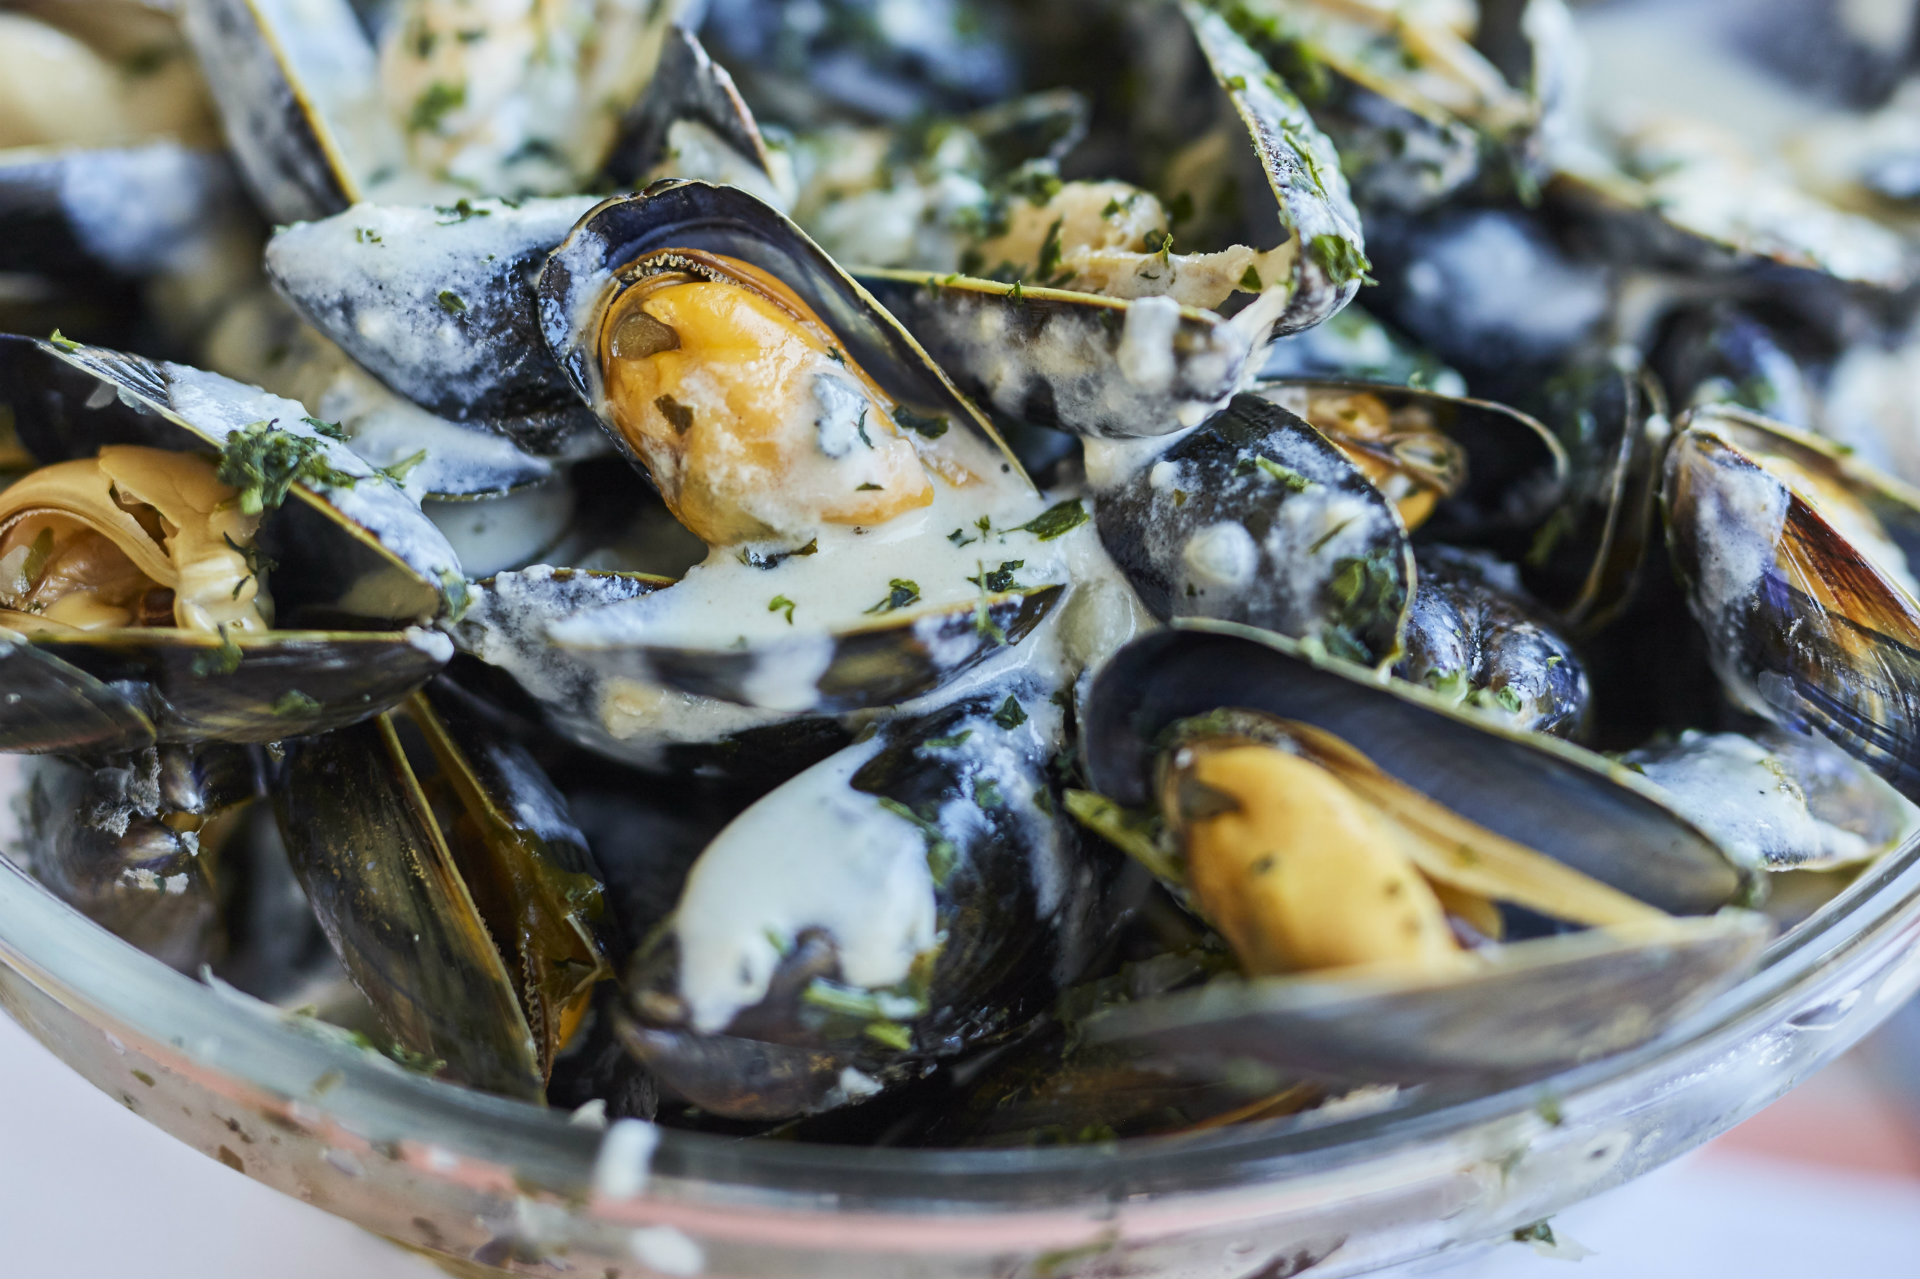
[878, 796, 959, 885]
[439, 570, 471, 623]
[434, 198, 491, 223]
[992, 695, 1027, 729]
[967, 559, 1026, 593]
[408, 80, 466, 134]
[768, 594, 796, 624]
[864, 578, 921, 614]
[894, 406, 949, 439]
[1235, 454, 1312, 491]
[217, 420, 359, 515]
[1239, 264, 1264, 291]
[191, 625, 244, 677]
[271, 690, 322, 717]
[1016, 499, 1089, 541]
[301, 416, 349, 441]
[1307, 233, 1376, 287]
[923, 730, 973, 749]
[378, 449, 428, 484]
[47, 329, 79, 352]
[354, 227, 382, 245]
[436, 289, 468, 314]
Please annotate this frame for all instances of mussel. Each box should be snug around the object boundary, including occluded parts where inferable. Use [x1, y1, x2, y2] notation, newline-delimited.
[618, 687, 1106, 1119]
[853, 1, 1370, 441]
[1663, 404, 1920, 802]
[1068, 624, 1764, 1082]
[0, 334, 461, 753]
[274, 680, 613, 1098]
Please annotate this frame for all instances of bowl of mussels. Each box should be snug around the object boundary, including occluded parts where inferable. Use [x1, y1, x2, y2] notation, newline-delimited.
[8, 0, 1920, 1273]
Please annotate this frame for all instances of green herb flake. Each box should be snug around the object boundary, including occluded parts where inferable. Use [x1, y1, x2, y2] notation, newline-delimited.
[992, 694, 1027, 729]
[973, 776, 1003, 808]
[434, 197, 491, 223]
[48, 329, 79, 352]
[301, 416, 349, 441]
[1307, 233, 1376, 287]
[855, 481, 883, 491]
[354, 226, 383, 245]
[1235, 454, 1311, 491]
[924, 730, 973, 750]
[379, 449, 428, 484]
[1017, 499, 1090, 541]
[895, 406, 949, 439]
[768, 594, 796, 624]
[436, 289, 468, 314]
[191, 626, 244, 677]
[218, 420, 332, 515]
[408, 80, 466, 134]
[863, 1021, 913, 1051]
[967, 559, 1026, 593]
[864, 578, 921, 614]
[1035, 216, 1067, 281]
[878, 797, 959, 885]
[272, 690, 322, 717]
[440, 570, 472, 624]
[1239, 264, 1264, 291]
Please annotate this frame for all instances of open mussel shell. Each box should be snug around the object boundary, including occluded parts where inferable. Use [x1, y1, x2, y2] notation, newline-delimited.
[1088, 394, 1415, 667]
[1663, 405, 1920, 801]
[275, 682, 612, 1099]
[1, 336, 461, 620]
[537, 179, 1020, 468]
[603, 25, 786, 199]
[1252, 378, 1568, 547]
[177, 0, 410, 223]
[1549, 128, 1915, 295]
[1084, 913, 1771, 1085]
[1084, 625, 1749, 913]
[21, 742, 260, 972]
[618, 691, 1103, 1120]
[849, 3, 1367, 443]
[0, 335, 462, 749]
[264, 197, 607, 456]
[1519, 351, 1669, 631]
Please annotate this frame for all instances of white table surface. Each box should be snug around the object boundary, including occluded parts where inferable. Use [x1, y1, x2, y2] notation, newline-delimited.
[5, 1007, 1920, 1278]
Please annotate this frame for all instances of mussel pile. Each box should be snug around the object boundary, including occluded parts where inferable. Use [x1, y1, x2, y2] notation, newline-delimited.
[6, 0, 1920, 1149]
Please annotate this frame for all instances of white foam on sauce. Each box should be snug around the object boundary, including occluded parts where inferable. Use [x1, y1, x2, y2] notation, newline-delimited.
[1182, 521, 1259, 589]
[672, 736, 938, 1033]
[1629, 731, 1888, 870]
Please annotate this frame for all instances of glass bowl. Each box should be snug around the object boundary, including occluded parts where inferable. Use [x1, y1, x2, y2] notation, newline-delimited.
[4, 750, 1920, 1279]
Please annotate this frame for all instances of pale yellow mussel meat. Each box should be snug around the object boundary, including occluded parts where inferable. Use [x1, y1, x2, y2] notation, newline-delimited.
[1299, 388, 1466, 531]
[597, 249, 936, 545]
[1159, 718, 1668, 980]
[0, 446, 268, 636]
